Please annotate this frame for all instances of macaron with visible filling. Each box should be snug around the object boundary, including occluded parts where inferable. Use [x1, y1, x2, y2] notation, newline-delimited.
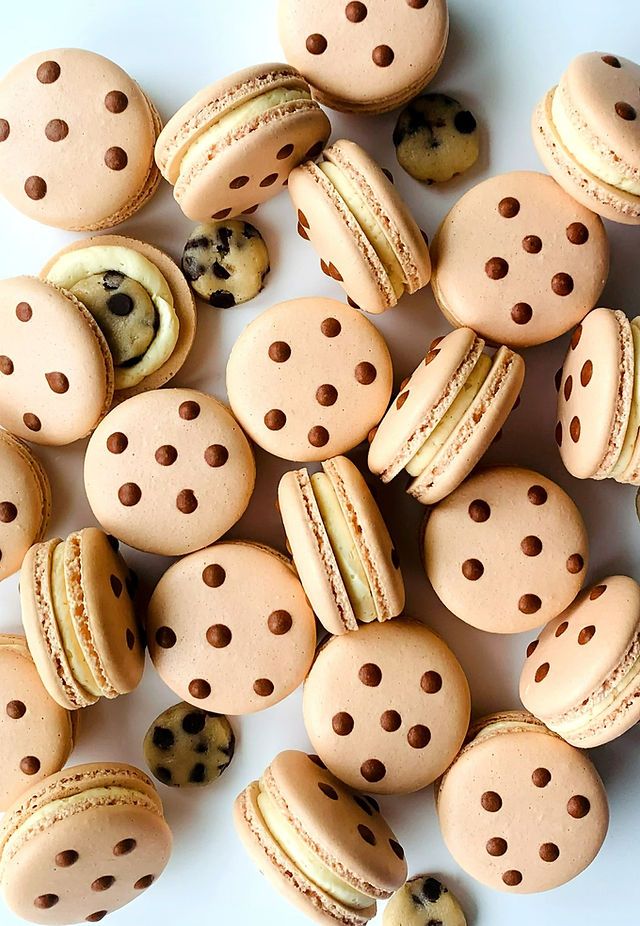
[278, 455, 404, 635]
[234, 750, 407, 925]
[368, 328, 525, 505]
[155, 63, 330, 222]
[288, 139, 431, 313]
[0, 431, 51, 580]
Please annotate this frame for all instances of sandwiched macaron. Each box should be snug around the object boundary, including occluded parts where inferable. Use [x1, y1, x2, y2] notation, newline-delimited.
[0, 635, 75, 811]
[0, 49, 161, 230]
[277, 0, 449, 114]
[555, 308, 640, 484]
[41, 236, 196, 400]
[227, 297, 393, 461]
[278, 455, 405, 635]
[20, 528, 144, 711]
[0, 762, 172, 925]
[0, 276, 114, 445]
[289, 139, 431, 313]
[234, 750, 407, 926]
[84, 388, 255, 556]
[436, 712, 609, 893]
[533, 52, 640, 225]
[520, 575, 640, 748]
[155, 63, 330, 222]
[0, 431, 51, 580]
[303, 619, 471, 795]
[147, 542, 316, 715]
[430, 171, 609, 347]
[422, 465, 589, 634]
[368, 329, 525, 505]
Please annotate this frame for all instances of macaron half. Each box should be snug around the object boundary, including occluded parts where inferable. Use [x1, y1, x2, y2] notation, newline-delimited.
[0, 431, 51, 580]
[278, 455, 404, 634]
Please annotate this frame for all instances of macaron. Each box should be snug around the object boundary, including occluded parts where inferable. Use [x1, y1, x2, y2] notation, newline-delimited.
[0, 431, 51, 580]
[277, 455, 405, 635]
[20, 528, 144, 711]
[520, 575, 640, 748]
[0, 634, 75, 811]
[0, 276, 114, 445]
[84, 388, 255, 556]
[234, 750, 407, 925]
[368, 329, 525, 505]
[0, 762, 172, 925]
[288, 139, 431, 313]
[0, 49, 161, 230]
[227, 297, 393, 461]
[147, 542, 316, 715]
[533, 52, 640, 225]
[41, 235, 197, 401]
[277, 0, 449, 114]
[302, 618, 471, 795]
[555, 308, 640, 484]
[436, 711, 609, 893]
[430, 171, 609, 347]
[422, 465, 589, 634]
[155, 63, 331, 222]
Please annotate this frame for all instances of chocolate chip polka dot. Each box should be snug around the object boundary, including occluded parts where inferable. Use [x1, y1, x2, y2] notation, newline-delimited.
[357, 823, 376, 846]
[421, 670, 443, 693]
[37, 60, 60, 83]
[253, 678, 274, 697]
[126, 629, 135, 650]
[527, 485, 548, 505]
[212, 208, 231, 220]
[407, 724, 431, 749]
[260, 173, 278, 188]
[380, 710, 401, 732]
[502, 870, 522, 887]
[86, 912, 107, 922]
[522, 235, 542, 254]
[24, 176, 46, 200]
[118, 483, 141, 507]
[179, 400, 200, 420]
[34, 894, 58, 909]
[580, 360, 593, 387]
[55, 850, 79, 867]
[361, 758, 386, 782]
[481, 791, 502, 812]
[309, 754, 327, 769]
[105, 90, 129, 113]
[512, 302, 533, 325]
[485, 257, 509, 280]
[462, 558, 484, 580]
[406, 0, 430, 6]
[318, 782, 338, 801]
[332, 712, 354, 735]
[353, 794, 373, 815]
[91, 876, 115, 892]
[521, 535, 542, 557]
[20, 756, 40, 775]
[381, 168, 394, 184]
[23, 413, 41, 432]
[567, 795, 590, 818]
[268, 341, 291, 362]
[590, 584, 606, 600]
[0, 502, 17, 523]
[104, 146, 128, 170]
[520, 594, 542, 615]
[570, 416, 581, 443]
[554, 367, 563, 392]
[320, 259, 343, 281]
[107, 432, 128, 454]
[321, 317, 341, 338]
[265, 409, 286, 431]
[532, 767, 551, 788]
[268, 610, 292, 635]
[551, 272, 574, 296]
[134, 876, 154, 890]
[602, 54, 621, 67]
[345, 1, 367, 21]
[277, 143, 294, 160]
[578, 625, 596, 645]
[229, 175, 249, 189]
[540, 842, 560, 862]
[110, 575, 122, 598]
[176, 489, 198, 513]
[566, 553, 584, 574]
[155, 627, 176, 649]
[535, 662, 550, 682]
[203, 564, 226, 587]
[45, 371, 69, 394]
[486, 837, 508, 856]
[468, 499, 491, 521]
[615, 101, 636, 120]
[305, 140, 325, 161]
[316, 384, 338, 406]
[372, 45, 394, 67]
[391, 547, 400, 569]
[0, 119, 10, 142]
[204, 444, 228, 467]
[155, 444, 178, 466]
[359, 663, 382, 686]
[355, 362, 376, 384]
[16, 302, 32, 322]
[306, 33, 328, 54]
[498, 197, 520, 218]
[189, 679, 211, 700]
[6, 699, 26, 718]
[555, 621, 569, 637]
[206, 624, 232, 648]
[396, 390, 409, 410]
[526, 640, 539, 657]
[308, 425, 329, 447]
[564, 375, 573, 401]
[566, 222, 589, 245]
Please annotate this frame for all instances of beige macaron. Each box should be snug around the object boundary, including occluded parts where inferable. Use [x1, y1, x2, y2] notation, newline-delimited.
[0, 431, 51, 580]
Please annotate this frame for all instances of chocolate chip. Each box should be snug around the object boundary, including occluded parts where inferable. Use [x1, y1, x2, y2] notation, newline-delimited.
[498, 197, 520, 218]
[615, 101, 636, 120]
[118, 483, 141, 506]
[6, 699, 26, 719]
[134, 875, 154, 890]
[20, 756, 40, 775]
[91, 876, 115, 892]
[0, 355, 12, 375]
[229, 175, 249, 189]
[520, 594, 542, 616]
[391, 547, 400, 569]
[345, 1, 367, 21]
[481, 791, 502, 812]
[16, 302, 32, 321]
[468, 499, 491, 522]
[209, 291, 236, 309]
[540, 843, 560, 862]
[486, 837, 508, 856]
[502, 870, 522, 887]
[37, 60, 60, 83]
[321, 317, 341, 337]
[372, 45, 394, 67]
[24, 176, 46, 200]
[182, 712, 206, 735]
[359, 663, 382, 686]
[110, 575, 122, 598]
[179, 399, 200, 420]
[535, 662, 550, 682]
[45, 371, 69, 393]
[532, 767, 551, 788]
[318, 782, 339, 800]
[522, 235, 542, 253]
[521, 535, 542, 557]
[360, 759, 386, 782]
[277, 143, 294, 160]
[126, 629, 135, 650]
[590, 584, 607, 600]
[203, 564, 226, 587]
[485, 257, 508, 279]
[0, 502, 17, 523]
[578, 625, 596, 645]
[107, 292, 134, 316]
[389, 839, 405, 860]
[0, 119, 9, 142]
[315, 384, 338, 407]
[555, 621, 569, 637]
[86, 913, 107, 922]
[306, 33, 327, 54]
[23, 413, 41, 432]
[268, 610, 292, 635]
[320, 259, 343, 281]
[527, 485, 547, 505]
[333, 711, 354, 735]
[253, 678, 274, 697]
[265, 409, 286, 430]
[380, 710, 402, 732]
[566, 554, 584, 574]
[406, 0, 430, 6]
[396, 391, 409, 410]
[566, 221, 589, 245]
[511, 302, 532, 325]
[189, 763, 206, 783]
[308, 425, 330, 447]
[567, 795, 590, 818]
[55, 850, 79, 867]
[107, 432, 128, 454]
[407, 724, 431, 748]
[421, 670, 442, 693]
[177, 489, 198, 513]
[462, 558, 484, 580]
[34, 894, 58, 909]
[212, 208, 232, 220]
[570, 416, 581, 442]
[103, 271, 125, 290]
[526, 640, 539, 657]
[268, 341, 291, 362]
[552, 272, 574, 296]
[206, 624, 232, 648]
[105, 90, 128, 113]
[454, 110, 477, 134]
[602, 54, 621, 67]
[260, 173, 278, 187]
[358, 824, 376, 845]
[355, 361, 377, 384]
[305, 140, 325, 161]
[204, 444, 229, 467]
[381, 167, 394, 183]
[155, 445, 177, 466]
[155, 627, 176, 649]
[45, 118, 68, 142]
[563, 374, 573, 401]
[297, 221, 309, 240]
[353, 794, 373, 815]
[189, 679, 211, 700]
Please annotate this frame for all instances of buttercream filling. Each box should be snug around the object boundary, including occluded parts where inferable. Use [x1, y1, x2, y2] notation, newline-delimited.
[612, 319, 640, 477]
[469, 718, 544, 745]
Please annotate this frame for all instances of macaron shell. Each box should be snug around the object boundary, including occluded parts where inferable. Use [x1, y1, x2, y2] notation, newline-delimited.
[226, 298, 393, 461]
[423, 466, 589, 634]
[0, 276, 114, 445]
[430, 171, 609, 347]
[0, 432, 51, 580]
[84, 389, 255, 556]
[303, 619, 471, 794]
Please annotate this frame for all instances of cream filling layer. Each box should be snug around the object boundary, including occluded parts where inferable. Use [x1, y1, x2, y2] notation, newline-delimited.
[46, 246, 179, 390]
[310, 472, 377, 624]
[470, 719, 543, 745]
[612, 319, 640, 477]
[319, 162, 405, 298]
[257, 786, 371, 910]
[406, 354, 492, 477]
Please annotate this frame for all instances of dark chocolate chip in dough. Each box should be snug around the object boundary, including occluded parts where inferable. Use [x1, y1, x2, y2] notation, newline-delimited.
[555, 621, 569, 637]
[189, 679, 211, 700]
[380, 710, 402, 732]
[462, 558, 484, 580]
[205, 445, 228, 467]
[16, 302, 32, 321]
[211, 261, 231, 280]
[564, 375, 573, 401]
[152, 727, 175, 751]
[521, 536, 542, 557]
[305, 140, 325, 161]
[189, 763, 206, 783]
[321, 317, 341, 337]
[570, 416, 581, 442]
[45, 372, 69, 393]
[155, 627, 176, 649]
[306, 34, 328, 54]
[203, 564, 226, 587]
[45, 119, 68, 142]
[353, 794, 373, 815]
[590, 584, 607, 600]
[183, 712, 206, 735]
[104, 146, 128, 170]
[309, 754, 327, 769]
[209, 291, 236, 309]
[346, 2, 368, 22]
[487, 837, 508, 856]
[580, 360, 593, 387]
[212, 208, 232, 220]
[407, 724, 431, 748]
[24, 176, 47, 200]
[229, 176, 249, 189]
[571, 325, 583, 350]
[360, 759, 386, 782]
[389, 839, 405, 860]
[105, 90, 129, 113]
[260, 173, 278, 187]
[421, 878, 444, 903]
[578, 625, 596, 645]
[107, 292, 134, 316]
[0, 502, 17, 523]
[86, 912, 108, 922]
[454, 109, 477, 133]
[396, 391, 409, 410]
[23, 413, 41, 432]
[468, 499, 491, 522]
[126, 629, 135, 650]
[372, 45, 394, 67]
[110, 575, 122, 597]
[308, 425, 329, 447]
[155, 766, 172, 785]
[37, 60, 60, 83]
[0, 119, 9, 142]
[567, 553, 584, 574]
[540, 843, 560, 862]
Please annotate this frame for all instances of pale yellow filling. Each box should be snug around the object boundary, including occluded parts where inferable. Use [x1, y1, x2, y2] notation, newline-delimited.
[471, 719, 542, 744]
[319, 162, 405, 298]
[257, 786, 371, 910]
[406, 354, 492, 477]
[310, 473, 377, 624]
[551, 652, 640, 737]
[612, 319, 640, 477]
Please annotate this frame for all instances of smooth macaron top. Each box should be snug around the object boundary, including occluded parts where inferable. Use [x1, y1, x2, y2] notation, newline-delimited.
[0, 431, 50, 580]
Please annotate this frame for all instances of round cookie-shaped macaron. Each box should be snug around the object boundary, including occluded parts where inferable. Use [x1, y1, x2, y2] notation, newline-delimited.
[422, 465, 589, 634]
[147, 542, 316, 715]
[0, 49, 161, 230]
[430, 171, 609, 347]
[227, 298, 393, 461]
[520, 575, 640, 748]
[0, 277, 114, 445]
[144, 702, 235, 788]
[0, 432, 51, 580]
[436, 712, 609, 893]
[303, 618, 471, 794]
[278, 0, 450, 114]
[84, 388, 255, 556]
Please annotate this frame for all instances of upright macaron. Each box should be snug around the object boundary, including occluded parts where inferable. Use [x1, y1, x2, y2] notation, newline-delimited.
[0, 431, 51, 580]
[289, 139, 431, 313]
[155, 63, 330, 222]
[0, 49, 161, 230]
[533, 52, 640, 224]
[234, 750, 407, 925]
[368, 329, 525, 504]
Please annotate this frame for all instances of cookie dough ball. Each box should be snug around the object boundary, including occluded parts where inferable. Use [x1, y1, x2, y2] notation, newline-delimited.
[384, 877, 467, 926]
[143, 701, 235, 788]
[182, 219, 270, 308]
[394, 94, 479, 184]
[70, 270, 156, 365]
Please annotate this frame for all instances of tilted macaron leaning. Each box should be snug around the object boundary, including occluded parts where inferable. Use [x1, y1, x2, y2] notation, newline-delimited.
[368, 329, 525, 505]
[533, 52, 640, 225]
[278, 455, 404, 635]
[0, 432, 50, 580]
[288, 139, 431, 313]
[234, 750, 407, 925]
[155, 63, 331, 222]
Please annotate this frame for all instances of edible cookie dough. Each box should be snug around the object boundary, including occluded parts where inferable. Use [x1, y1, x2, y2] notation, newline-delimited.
[394, 93, 479, 184]
[144, 703, 235, 788]
[182, 220, 270, 308]
[383, 876, 467, 926]
[0, 431, 51, 581]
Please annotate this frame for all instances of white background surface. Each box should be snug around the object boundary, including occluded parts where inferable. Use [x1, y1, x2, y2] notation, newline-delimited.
[0, 1, 638, 924]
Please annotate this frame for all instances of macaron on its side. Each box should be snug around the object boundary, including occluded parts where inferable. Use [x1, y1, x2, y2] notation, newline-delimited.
[0, 431, 51, 581]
